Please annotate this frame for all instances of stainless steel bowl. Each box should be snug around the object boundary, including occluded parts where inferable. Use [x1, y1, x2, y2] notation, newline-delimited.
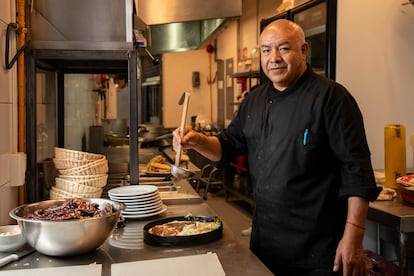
[9, 198, 124, 256]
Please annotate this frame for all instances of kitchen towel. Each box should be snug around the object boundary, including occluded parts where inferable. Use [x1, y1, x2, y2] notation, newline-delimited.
[112, 252, 225, 276]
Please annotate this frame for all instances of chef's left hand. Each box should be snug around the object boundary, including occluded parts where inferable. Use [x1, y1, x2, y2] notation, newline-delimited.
[333, 231, 367, 275]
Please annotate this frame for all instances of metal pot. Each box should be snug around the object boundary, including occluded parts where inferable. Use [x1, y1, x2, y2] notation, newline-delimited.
[102, 118, 129, 136]
[9, 198, 124, 256]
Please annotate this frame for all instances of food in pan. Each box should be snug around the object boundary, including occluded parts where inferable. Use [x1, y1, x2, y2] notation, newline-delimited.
[148, 217, 222, 237]
[143, 215, 223, 246]
[146, 154, 190, 173]
[146, 155, 171, 173]
[22, 198, 114, 220]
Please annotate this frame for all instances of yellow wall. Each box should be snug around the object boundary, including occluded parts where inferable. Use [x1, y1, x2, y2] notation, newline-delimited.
[162, 50, 213, 128]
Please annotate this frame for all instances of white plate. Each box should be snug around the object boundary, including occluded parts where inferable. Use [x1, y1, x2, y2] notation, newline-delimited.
[122, 205, 163, 215]
[121, 204, 168, 219]
[124, 200, 163, 211]
[108, 185, 158, 197]
[124, 204, 163, 214]
[109, 192, 160, 201]
[108, 189, 159, 198]
[110, 193, 161, 204]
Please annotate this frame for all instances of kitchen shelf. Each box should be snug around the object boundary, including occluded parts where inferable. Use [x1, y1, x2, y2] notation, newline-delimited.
[25, 49, 140, 202]
[231, 70, 260, 91]
[231, 70, 260, 79]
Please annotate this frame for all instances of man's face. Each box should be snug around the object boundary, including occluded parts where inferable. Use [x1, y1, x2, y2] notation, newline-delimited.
[260, 24, 308, 91]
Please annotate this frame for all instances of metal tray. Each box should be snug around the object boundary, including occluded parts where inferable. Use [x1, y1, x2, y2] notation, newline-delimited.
[143, 216, 222, 247]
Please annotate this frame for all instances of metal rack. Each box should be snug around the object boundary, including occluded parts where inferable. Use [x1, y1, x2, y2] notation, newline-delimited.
[25, 49, 140, 203]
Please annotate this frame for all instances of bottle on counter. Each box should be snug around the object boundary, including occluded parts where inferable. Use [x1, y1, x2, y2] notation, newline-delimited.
[384, 124, 406, 189]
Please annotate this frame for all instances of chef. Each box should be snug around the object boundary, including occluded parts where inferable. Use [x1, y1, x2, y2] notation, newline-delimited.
[173, 19, 380, 275]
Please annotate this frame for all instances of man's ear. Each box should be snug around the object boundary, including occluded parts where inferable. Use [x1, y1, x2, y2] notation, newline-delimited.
[301, 42, 309, 60]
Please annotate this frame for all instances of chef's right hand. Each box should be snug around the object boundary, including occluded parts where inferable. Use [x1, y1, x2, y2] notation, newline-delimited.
[172, 127, 201, 152]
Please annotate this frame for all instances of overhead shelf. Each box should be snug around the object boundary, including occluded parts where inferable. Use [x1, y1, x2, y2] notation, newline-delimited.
[231, 70, 260, 78]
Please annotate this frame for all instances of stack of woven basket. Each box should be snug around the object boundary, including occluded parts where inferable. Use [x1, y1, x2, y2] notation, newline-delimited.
[50, 147, 109, 200]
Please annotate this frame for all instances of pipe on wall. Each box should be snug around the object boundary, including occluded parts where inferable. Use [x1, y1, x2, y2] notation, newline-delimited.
[17, 0, 26, 204]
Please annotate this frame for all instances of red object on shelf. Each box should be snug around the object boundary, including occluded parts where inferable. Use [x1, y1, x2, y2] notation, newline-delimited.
[236, 78, 247, 98]
[236, 155, 245, 174]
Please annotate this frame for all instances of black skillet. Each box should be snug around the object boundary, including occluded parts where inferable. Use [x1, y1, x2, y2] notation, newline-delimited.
[143, 216, 223, 247]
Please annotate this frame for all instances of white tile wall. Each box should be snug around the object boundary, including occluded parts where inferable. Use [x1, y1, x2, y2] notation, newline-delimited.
[0, 104, 11, 153]
[64, 74, 97, 150]
[36, 72, 56, 161]
[0, 186, 18, 225]
[0, 0, 11, 23]
[0, 16, 14, 104]
[0, 0, 19, 225]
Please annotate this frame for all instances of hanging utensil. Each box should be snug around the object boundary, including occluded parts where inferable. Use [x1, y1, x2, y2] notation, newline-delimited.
[171, 92, 193, 180]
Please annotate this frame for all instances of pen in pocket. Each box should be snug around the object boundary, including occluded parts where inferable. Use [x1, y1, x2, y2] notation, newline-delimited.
[303, 128, 309, 145]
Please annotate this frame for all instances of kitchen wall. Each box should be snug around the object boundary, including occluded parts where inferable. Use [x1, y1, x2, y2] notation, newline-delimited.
[162, 0, 280, 129]
[63, 74, 99, 151]
[164, 0, 414, 171]
[336, 0, 414, 170]
[162, 49, 213, 128]
[0, 0, 19, 225]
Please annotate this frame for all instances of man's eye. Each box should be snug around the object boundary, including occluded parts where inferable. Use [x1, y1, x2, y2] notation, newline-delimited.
[261, 49, 270, 55]
[279, 47, 289, 52]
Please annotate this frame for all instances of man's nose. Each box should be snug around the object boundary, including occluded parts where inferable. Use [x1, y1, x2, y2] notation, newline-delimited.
[269, 49, 281, 62]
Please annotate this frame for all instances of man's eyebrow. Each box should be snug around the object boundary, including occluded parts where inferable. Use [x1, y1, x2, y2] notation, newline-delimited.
[260, 41, 290, 49]
[277, 41, 290, 47]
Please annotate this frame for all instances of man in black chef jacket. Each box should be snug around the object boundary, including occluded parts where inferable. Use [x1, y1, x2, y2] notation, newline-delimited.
[173, 19, 380, 276]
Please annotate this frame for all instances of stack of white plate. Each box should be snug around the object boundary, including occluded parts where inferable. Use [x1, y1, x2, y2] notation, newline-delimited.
[108, 185, 167, 219]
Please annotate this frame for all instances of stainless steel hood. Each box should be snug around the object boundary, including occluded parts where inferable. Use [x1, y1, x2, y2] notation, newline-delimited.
[148, 18, 227, 55]
[136, 0, 242, 54]
[29, 0, 133, 50]
[28, 0, 241, 53]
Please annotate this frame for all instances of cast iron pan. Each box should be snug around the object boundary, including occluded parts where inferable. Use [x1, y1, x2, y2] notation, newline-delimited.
[143, 216, 223, 247]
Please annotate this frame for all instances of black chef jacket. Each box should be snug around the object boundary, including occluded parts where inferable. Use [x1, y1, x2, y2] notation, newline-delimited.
[214, 65, 380, 272]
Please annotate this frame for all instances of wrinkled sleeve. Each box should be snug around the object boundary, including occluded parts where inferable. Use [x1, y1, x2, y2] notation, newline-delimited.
[324, 85, 381, 201]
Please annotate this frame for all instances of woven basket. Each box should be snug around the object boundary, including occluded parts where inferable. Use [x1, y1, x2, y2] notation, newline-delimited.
[59, 174, 108, 187]
[53, 158, 100, 170]
[55, 178, 103, 194]
[49, 186, 102, 200]
[58, 159, 108, 176]
[54, 147, 105, 161]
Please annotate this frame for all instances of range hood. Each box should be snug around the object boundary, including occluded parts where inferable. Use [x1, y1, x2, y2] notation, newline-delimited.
[136, 0, 242, 54]
[28, 0, 241, 53]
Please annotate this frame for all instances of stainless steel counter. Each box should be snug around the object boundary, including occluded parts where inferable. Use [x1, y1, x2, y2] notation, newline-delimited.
[0, 181, 272, 275]
[368, 199, 414, 275]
